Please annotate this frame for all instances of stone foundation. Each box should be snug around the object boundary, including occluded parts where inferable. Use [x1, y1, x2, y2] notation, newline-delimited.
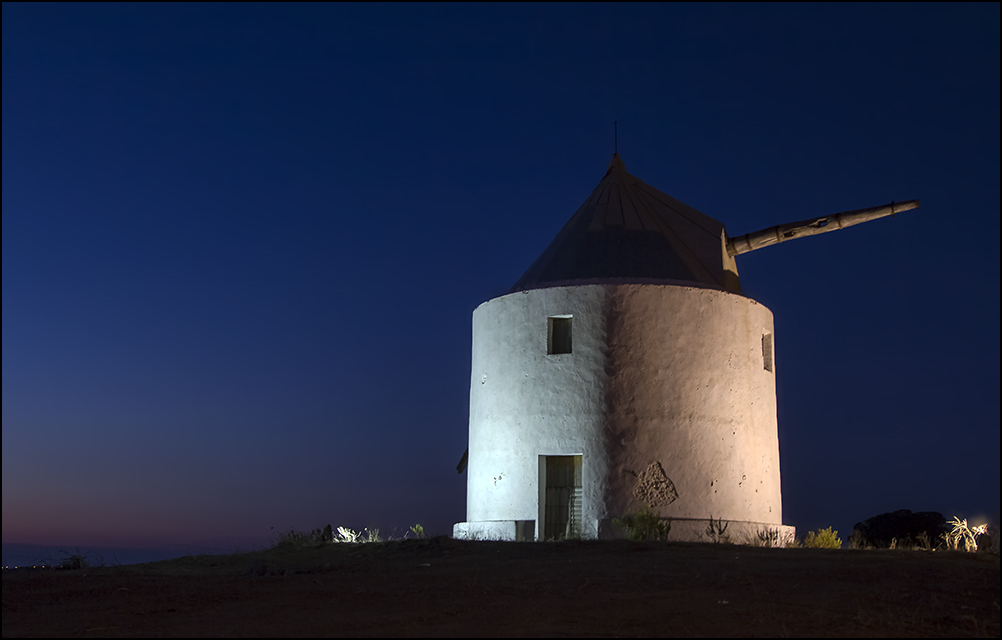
[455, 518, 796, 546]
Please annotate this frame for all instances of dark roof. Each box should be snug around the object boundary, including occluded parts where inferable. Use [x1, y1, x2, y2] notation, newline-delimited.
[510, 155, 740, 293]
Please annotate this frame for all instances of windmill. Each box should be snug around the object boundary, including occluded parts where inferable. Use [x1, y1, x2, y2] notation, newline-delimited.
[454, 154, 917, 542]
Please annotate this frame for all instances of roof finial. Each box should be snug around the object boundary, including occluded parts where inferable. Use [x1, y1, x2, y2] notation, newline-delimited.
[614, 120, 618, 155]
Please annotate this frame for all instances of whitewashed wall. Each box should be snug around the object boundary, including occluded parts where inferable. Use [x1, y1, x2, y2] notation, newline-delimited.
[459, 283, 785, 540]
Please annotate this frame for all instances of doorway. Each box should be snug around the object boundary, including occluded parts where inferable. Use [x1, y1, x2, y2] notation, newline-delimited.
[542, 455, 582, 540]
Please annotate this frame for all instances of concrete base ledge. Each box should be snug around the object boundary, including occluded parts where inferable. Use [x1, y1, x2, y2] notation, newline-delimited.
[453, 520, 535, 541]
[455, 519, 796, 546]
[599, 518, 796, 546]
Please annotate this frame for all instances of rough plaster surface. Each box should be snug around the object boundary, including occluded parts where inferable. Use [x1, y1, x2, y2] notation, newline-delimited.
[458, 284, 784, 540]
[633, 462, 679, 507]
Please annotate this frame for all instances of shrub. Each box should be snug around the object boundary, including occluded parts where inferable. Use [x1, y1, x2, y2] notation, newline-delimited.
[943, 516, 988, 552]
[705, 516, 730, 544]
[335, 526, 360, 543]
[747, 527, 781, 547]
[274, 525, 382, 547]
[848, 530, 870, 549]
[55, 550, 90, 570]
[802, 527, 842, 549]
[276, 527, 324, 547]
[614, 505, 672, 541]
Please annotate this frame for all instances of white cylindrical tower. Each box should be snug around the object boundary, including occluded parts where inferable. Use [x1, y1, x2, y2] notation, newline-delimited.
[454, 155, 792, 543]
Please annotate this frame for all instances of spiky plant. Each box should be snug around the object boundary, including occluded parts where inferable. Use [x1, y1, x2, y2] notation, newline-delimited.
[944, 516, 988, 552]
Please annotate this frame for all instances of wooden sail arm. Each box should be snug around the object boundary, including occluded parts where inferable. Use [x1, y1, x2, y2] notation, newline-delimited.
[726, 200, 920, 257]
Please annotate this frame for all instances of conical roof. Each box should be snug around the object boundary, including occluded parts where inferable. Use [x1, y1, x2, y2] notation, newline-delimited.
[511, 155, 741, 293]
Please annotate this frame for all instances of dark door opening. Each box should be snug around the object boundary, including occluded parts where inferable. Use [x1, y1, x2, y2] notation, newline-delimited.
[543, 455, 582, 539]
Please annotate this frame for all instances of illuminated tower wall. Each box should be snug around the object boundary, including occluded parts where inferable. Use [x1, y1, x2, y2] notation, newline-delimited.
[454, 155, 793, 543]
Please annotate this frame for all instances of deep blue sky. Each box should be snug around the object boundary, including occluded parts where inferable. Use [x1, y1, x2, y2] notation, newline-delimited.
[3, 3, 999, 547]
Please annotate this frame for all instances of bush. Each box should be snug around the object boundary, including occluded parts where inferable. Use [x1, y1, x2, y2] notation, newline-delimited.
[802, 527, 842, 549]
[705, 516, 730, 544]
[55, 551, 90, 570]
[848, 530, 869, 549]
[274, 525, 383, 547]
[614, 506, 672, 541]
[747, 528, 781, 547]
[276, 527, 325, 547]
[943, 516, 988, 552]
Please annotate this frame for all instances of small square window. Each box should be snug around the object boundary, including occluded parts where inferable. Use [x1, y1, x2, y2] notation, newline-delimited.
[548, 316, 572, 355]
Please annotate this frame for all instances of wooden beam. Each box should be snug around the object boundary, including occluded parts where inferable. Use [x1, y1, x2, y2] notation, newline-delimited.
[726, 200, 920, 257]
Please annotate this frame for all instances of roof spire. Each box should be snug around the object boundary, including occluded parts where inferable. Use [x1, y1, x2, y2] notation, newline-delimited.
[608, 121, 624, 173]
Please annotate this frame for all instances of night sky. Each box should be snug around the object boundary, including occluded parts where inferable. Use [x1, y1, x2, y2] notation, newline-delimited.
[3, 4, 999, 549]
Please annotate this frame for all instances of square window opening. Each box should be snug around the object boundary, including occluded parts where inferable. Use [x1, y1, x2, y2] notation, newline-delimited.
[548, 316, 572, 355]
[762, 332, 774, 373]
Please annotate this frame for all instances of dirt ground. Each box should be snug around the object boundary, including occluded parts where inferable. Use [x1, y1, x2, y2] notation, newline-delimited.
[3, 538, 999, 637]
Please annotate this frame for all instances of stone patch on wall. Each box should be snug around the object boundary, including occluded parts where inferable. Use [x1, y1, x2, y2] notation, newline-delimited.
[632, 461, 679, 506]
